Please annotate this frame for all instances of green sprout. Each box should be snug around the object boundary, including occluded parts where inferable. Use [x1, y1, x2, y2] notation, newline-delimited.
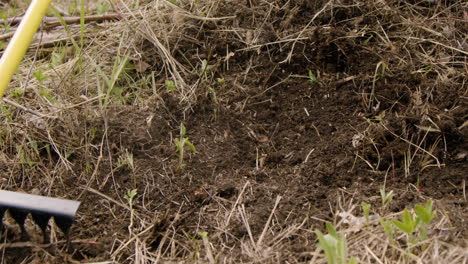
[165, 80, 176, 91]
[124, 189, 137, 233]
[174, 123, 197, 173]
[389, 200, 435, 251]
[316, 222, 358, 264]
[124, 188, 137, 205]
[361, 202, 371, 223]
[380, 185, 394, 211]
[308, 70, 318, 84]
[33, 69, 49, 82]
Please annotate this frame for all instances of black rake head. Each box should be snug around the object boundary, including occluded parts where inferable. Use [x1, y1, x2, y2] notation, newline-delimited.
[0, 190, 80, 249]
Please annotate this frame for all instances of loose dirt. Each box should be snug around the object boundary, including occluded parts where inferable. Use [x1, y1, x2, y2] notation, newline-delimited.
[1, 0, 466, 263]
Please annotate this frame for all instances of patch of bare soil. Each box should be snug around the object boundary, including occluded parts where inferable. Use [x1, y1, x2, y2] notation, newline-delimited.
[1, 0, 466, 263]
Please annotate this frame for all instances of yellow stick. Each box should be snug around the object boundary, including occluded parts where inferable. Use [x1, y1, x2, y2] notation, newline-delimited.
[0, 0, 53, 98]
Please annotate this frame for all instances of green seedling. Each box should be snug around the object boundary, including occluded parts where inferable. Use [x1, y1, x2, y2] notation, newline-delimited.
[165, 80, 176, 91]
[114, 150, 136, 184]
[379, 217, 397, 258]
[124, 188, 137, 205]
[369, 61, 387, 111]
[183, 231, 201, 261]
[380, 185, 393, 211]
[200, 59, 214, 77]
[392, 209, 417, 235]
[174, 123, 197, 173]
[362, 34, 374, 45]
[315, 222, 358, 264]
[198, 232, 215, 263]
[308, 70, 318, 84]
[114, 150, 134, 172]
[96, 1, 111, 14]
[11, 89, 23, 97]
[414, 200, 435, 241]
[216, 77, 225, 85]
[95, 54, 129, 108]
[50, 47, 67, 68]
[391, 200, 435, 249]
[124, 188, 137, 233]
[361, 202, 371, 223]
[379, 218, 395, 242]
[33, 69, 49, 82]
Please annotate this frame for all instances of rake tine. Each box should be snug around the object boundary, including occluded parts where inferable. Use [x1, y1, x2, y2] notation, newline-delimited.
[8, 208, 29, 240]
[54, 215, 74, 252]
[0, 207, 5, 231]
[30, 212, 52, 243]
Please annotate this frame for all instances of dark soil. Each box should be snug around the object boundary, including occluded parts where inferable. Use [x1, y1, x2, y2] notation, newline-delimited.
[1, 0, 466, 263]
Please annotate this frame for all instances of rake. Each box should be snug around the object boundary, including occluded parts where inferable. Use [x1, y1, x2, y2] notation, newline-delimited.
[0, 190, 80, 248]
[0, 0, 81, 249]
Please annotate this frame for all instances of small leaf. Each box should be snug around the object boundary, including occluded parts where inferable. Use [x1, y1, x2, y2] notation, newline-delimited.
[325, 222, 339, 238]
[415, 200, 435, 224]
[180, 123, 186, 136]
[165, 80, 176, 91]
[361, 202, 371, 222]
[185, 140, 197, 153]
[379, 218, 394, 239]
[308, 70, 317, 84]
[392, 209, 416, 234]
[33, 69, 49, 82]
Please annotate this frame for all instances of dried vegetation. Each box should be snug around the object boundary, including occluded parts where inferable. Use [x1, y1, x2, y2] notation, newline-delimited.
[0, 0, 466, 263]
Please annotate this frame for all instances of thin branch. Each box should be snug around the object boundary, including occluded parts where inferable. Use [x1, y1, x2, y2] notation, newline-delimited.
[0, 13, 123, 28]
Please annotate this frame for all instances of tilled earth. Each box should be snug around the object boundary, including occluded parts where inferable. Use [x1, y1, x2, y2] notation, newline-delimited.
[1, 0, 467, 263]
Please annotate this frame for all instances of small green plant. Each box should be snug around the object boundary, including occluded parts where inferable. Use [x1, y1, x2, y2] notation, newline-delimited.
[380, 185, 393, 211]
[165, 80, 176, 91]
[50, 47, 67, 68]
[379, 218, 395, 242]
[414, 200, 436, 240]
[361, 202, 371, 223]
[174, 123, 197, 173]
[114, 149, 135, 172]
[10, 89, 24, 97]
[369, 61, 387, 111]
[183, 231, 201, 261]
[392, 208, 417, 236]
[315, 222, 358, 264]
[392, 200, 435, 247]
[216, 77, 225, 85]
[33, 69, 49, 82]
[96, 1, 111, 14]
[124, 188, 137, 205]
[124, 189, 137, 233]
[308, 70, 318, 84]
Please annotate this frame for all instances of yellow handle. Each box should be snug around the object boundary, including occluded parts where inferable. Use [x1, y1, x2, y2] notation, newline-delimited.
[0, 0, 53, 98]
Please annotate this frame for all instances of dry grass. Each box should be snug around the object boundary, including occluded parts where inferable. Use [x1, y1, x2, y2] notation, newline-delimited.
[0, 0, 466, 263]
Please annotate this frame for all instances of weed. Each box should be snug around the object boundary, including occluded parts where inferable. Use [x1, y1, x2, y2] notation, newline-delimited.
[308, 70, 318, 84]
[216, 77, 225, 85]
[369, 61, 387, 111]
[315, 222, 358, 264]
[96, 1, 111, 15]
[380, 185, 394, 211]
[392, 200, 435, 247]
[174, 123, 197, 174]
[165, 79, 176, 91]
[124, 189, 137, 233]
[183, 231, 201, 261]
[32, 69, 49, 82]
[361, 202, 371, 223]
[114, 149, 136, 184]
[114, 149, 135, 172]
